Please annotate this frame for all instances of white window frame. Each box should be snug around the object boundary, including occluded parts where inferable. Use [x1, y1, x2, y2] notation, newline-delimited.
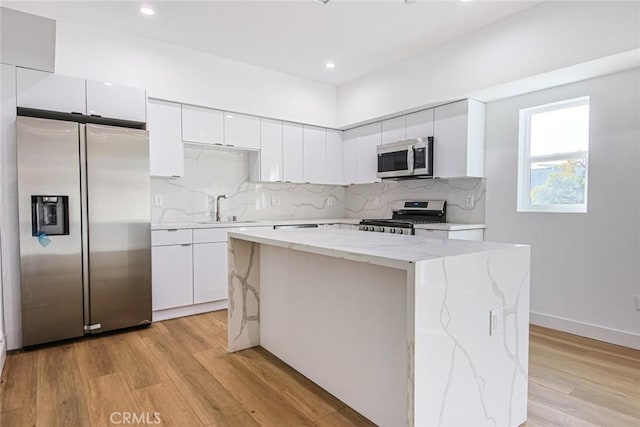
[517, 96, 590, 213]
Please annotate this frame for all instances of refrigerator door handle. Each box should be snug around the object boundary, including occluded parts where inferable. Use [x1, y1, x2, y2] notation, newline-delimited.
[79, 124, 91, 327]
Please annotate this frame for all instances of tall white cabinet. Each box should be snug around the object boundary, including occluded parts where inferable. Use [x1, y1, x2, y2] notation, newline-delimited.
[325, 129, 344, 185]
[148, 99, 184, 177]
[343, 122, 381, 185]
[260, 118, 283, 182]
[282, 122, 304, 183]
[433, 99, 485, 178]
[303, 125, 327, 183]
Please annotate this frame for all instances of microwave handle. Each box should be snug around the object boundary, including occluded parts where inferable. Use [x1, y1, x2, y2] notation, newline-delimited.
[407, 145, 415, 174]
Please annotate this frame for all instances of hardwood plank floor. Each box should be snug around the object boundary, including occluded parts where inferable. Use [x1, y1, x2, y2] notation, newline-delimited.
[1, 313, 638, 426]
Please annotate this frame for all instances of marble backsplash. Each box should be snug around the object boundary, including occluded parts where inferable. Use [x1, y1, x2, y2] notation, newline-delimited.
[152, 146, 485, 224]
[151, 146, 345, 223]
[345, 178, 486, 224]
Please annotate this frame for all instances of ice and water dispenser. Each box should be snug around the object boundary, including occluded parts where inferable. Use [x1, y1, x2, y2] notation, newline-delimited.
[31, 195, 69, 237]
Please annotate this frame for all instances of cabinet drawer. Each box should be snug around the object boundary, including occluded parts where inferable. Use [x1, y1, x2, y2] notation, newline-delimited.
[193, 228, 231, 244]
[152, 229, 192, 246]
[414, 229, 448, 239]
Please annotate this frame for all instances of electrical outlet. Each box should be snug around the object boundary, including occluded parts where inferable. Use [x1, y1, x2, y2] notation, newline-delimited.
[489, 307, 502, 336]
[465, 195, 475, 208]
[374, 197, 381, 208]
[327, 196, 334, 207]
[153, 194, 163, 207]
[635, 295, 640, 311]
[270, 196, 280, 207]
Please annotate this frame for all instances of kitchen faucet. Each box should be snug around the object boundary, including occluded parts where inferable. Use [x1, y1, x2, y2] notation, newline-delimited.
[215, 194, 228, 222]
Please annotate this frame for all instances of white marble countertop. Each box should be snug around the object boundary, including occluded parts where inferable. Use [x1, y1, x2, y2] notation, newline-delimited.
[229, 228, 520, 270]
[151, 218, 485, 231]
[151, 218, 361, 230]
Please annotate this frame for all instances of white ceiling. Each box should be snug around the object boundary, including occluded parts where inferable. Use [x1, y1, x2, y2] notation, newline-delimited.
[4, 0, 541, 85]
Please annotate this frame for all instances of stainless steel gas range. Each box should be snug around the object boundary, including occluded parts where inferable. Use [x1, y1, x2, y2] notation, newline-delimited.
[358, 200, 446, 235]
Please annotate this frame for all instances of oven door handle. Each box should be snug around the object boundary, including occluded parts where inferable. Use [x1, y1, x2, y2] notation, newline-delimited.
[407, 145, 415, 174]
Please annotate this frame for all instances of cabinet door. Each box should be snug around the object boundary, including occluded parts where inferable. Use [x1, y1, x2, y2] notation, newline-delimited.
[282, 122, 304, 182]
[182, 105, 224, 145]
[381, 116, 406, 144]
[325, 129, 344, 185]
[17, 68, 86, 114]
[303, 125, 326, 183]
[406, 109, 434, 139]
[433, 100, 468, 178]
[448, 229, 484, 241]
[86, 80, 146, 122]
[193, 242, 228, 304]
[225, 112, 260, 150]
[148, 99, 184, 177]
[356, 122, 381, 184]
[260, 119, 283, 182]
[343, 129, 358, 185]
[152, 244, 193, 310]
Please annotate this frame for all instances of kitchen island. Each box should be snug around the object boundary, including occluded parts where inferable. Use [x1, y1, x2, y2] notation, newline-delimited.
[227, 228, 530, 427]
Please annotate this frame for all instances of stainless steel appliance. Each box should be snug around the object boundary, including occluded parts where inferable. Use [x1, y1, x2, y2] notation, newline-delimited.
[17, 114, 151, 347]
[358, 200, 446, 235]
[377, 136, 434, 179]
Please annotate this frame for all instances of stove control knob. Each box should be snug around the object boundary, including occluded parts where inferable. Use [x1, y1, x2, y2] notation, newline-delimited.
[398, 229, 405, 235]
[366, 226, 373, 231]
[390, 228, 396, 234]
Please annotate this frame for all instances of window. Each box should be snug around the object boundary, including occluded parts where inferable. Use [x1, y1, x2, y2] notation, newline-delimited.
[517, 97, 590, 213]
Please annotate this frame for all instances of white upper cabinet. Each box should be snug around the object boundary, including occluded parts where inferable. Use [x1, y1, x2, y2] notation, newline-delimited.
[325, 129, 344, 185]
[148, 99, 184, 177]
[303, 125, 327, 184]
[86, 80, 146, 122]
[17, 68, 86, 114]
[433, 99, 485, 178]
[282, 122, 304, 183]
[381, 116, 406, 144]
[181, 105, 224, 145]
[405, 108, 434, 139]
[356, 122, 382, 184]
[16, 69, 146, 123]
[260, 118, 283, 182]
[343, 129, 358, 185]
[224, 112, 260, 150]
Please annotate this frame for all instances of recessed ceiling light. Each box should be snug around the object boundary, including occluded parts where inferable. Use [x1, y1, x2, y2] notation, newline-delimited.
[140, 6, 155, 16]
[325, 62, 336, 69]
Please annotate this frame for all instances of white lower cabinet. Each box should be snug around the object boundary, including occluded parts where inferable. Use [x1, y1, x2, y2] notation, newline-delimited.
[151, 244, 193, 311]
[193, 242, 228, 304]
[414, 228, 484, 241]
[152, 226, 273, 320]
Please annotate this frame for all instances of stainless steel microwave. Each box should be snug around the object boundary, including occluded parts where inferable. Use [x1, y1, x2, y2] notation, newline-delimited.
[377, 137, 433, 179]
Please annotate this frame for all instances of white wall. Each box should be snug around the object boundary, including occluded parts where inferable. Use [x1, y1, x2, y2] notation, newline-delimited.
[0, 64, 19, 353]
[52, 19, 338, 128]
[485, 68, 640, 349]
[338, 1, 640, 127]
[0, 7, 56, 72]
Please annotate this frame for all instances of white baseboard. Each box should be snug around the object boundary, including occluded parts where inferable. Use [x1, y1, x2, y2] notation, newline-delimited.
[530, 311, 640, 350]
[152, 300, 228, 322]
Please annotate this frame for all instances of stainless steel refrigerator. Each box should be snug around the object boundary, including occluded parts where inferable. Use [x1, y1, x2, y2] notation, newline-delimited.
[17, 115, 151, 347]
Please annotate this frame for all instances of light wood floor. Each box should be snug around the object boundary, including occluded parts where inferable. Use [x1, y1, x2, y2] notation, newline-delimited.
[0, 311, 638, 427]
